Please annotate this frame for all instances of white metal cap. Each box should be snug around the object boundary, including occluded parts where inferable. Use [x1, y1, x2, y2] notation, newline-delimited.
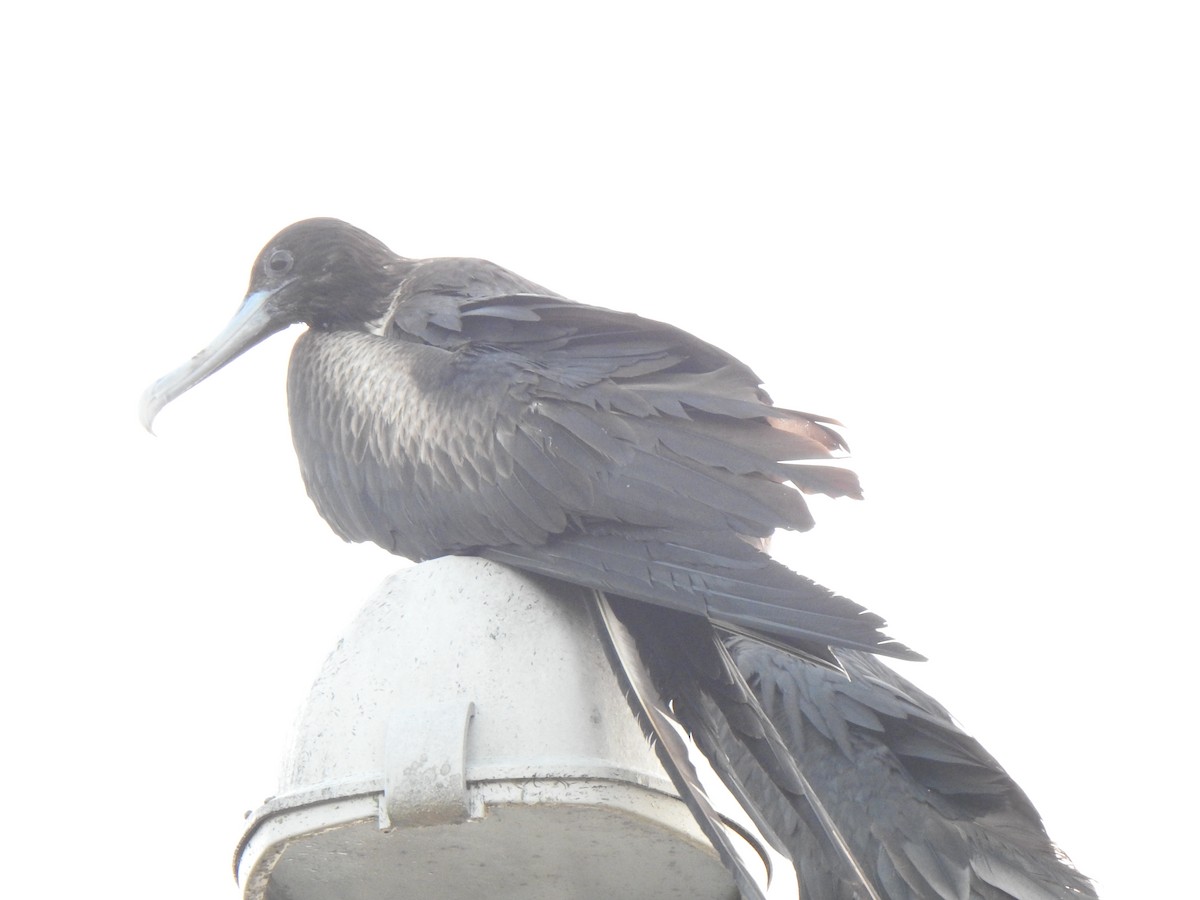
[235, 556, 737, 899]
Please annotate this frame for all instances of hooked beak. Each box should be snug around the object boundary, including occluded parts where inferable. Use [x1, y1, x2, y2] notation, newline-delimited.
[139, 288, 290, 433]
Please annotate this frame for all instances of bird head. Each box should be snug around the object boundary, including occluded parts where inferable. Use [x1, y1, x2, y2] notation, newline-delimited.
[139, 218, 405, 432]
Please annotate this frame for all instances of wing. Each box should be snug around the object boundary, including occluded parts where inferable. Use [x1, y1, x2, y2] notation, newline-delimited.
[723, 639, 1098, 900]
[382, 261, 865, 534]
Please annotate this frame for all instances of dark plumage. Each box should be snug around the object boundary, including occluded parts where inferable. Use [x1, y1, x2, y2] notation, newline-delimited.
[723, 641, 1096, 899]
[141, 218, 1095, 899]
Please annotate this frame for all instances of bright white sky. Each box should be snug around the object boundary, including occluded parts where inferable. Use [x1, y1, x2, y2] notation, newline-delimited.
[5, 3, 1196, 898]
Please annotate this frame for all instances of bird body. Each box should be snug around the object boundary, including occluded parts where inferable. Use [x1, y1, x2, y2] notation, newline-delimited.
[141, 219, 1095, 899]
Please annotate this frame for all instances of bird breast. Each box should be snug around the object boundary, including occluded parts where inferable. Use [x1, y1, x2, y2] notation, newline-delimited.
[287, 328, 546, 560]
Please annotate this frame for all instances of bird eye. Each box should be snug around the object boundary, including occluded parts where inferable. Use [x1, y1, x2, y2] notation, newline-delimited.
[266, 249, 294, 276]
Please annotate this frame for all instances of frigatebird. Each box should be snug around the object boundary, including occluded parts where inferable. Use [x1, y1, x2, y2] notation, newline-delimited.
[141, 218, 1096, 899]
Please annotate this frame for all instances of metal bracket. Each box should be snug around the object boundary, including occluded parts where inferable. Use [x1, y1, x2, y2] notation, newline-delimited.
[382, 700, 476, 828]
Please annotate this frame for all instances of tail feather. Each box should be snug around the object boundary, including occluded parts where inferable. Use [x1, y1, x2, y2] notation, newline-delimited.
[724, 639, 1099, 900]
[590, 593, 792, 900]
[599, 595, 885, 900]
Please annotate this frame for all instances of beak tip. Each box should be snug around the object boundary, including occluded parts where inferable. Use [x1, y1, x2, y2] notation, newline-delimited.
[139, 387, 163, 435]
